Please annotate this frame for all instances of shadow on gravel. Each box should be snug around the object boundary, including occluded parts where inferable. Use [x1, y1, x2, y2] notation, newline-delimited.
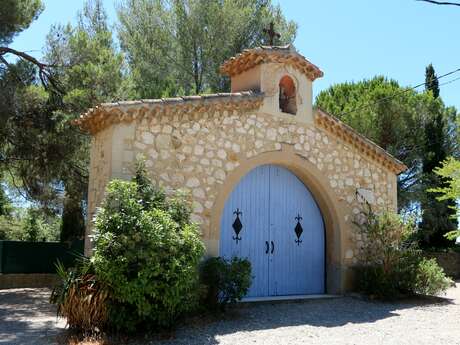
[0, 288, 63, 345]
[156, 295, 454, 345]
[0, 286, 456, 345]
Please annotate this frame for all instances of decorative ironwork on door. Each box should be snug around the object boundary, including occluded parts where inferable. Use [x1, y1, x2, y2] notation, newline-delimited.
[294, 214, 303, 245]
[232, 208, 243, 244]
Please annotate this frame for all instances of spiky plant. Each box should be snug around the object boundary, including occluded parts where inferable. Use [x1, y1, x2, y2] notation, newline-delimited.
[51, 258, 109, 333]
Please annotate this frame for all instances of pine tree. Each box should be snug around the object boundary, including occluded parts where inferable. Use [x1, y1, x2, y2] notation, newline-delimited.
[45, 0, 126, 242]
[117, 0, 297, 97]
[419, 64, 457, 248]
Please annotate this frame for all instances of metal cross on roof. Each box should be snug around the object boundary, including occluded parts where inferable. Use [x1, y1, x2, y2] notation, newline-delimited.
[263, 22, 281, 46]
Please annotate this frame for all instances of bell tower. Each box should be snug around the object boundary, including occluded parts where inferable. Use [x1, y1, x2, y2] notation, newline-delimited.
[220, 44, 323, 123]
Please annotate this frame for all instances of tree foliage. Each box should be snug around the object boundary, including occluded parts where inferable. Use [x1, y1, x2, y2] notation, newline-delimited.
[0, 0, 59, 91]
[316, 75, 459, 246]
[0, 61, 77, 208]
[316, 76, 444, 210]
[117, 0, 297, 98]
[430, 157, 460, 240]
[0, 182, 12, 217]
[419, 64, 457, 248]
[0, 206, 60, 241]
[45, 0, 127, 113]
[0, 0, 44, 45]
[1, 0, 127, 241]
[425, 64, 440, 99]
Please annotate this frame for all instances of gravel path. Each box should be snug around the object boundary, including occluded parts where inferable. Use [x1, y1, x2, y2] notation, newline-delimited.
[0, 283, 458, 345]
[0, 288, 65, 345]
[156, 282, 460, 345]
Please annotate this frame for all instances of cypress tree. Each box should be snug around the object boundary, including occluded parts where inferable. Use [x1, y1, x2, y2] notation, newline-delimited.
[425, 64, 440, 98]
[59, 196, 85, 242]
[419, 64, 457, 248]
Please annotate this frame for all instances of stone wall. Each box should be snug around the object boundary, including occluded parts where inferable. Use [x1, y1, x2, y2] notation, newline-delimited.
[101, 107, 398, 268]
[85, 126, 113, 254]
[0, 274, 59, 289]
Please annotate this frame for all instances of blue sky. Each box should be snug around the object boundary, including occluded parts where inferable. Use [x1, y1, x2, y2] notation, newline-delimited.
[9, 0, 460, 109]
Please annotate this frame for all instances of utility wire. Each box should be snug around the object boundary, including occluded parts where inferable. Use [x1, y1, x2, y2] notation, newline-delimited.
[336, 67, 460, 117]
[417, 0, 460, 6]
[439, 76, 460, 87]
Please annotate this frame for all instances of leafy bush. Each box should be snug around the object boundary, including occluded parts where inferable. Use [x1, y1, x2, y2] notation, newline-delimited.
[355, 204, 452, 298]
[200, 256, 252, 310]
[50, 258, 109, 333]
[416, 258, 452, 295]
[91, 160, 205, 331]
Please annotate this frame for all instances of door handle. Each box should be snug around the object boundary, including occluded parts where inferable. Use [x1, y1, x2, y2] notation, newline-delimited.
[271, 241, 274, 254]
[265, 241, 269, 254]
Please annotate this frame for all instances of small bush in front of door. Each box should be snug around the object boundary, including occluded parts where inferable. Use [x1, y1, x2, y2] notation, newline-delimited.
[200, 256, 252, 310]
[354, 204, 452, 299]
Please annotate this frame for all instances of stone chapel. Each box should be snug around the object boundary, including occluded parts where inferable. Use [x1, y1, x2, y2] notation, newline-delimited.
[76, 44, 406, 296]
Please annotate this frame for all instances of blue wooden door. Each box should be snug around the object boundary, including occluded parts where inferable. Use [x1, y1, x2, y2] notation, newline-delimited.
[219, 165, 270, 297]
[219, 165, 325, 297]
[268, 166, 325, 295]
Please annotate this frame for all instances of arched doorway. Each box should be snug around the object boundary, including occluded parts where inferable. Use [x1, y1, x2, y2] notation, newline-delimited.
[219, 164, 325, 297]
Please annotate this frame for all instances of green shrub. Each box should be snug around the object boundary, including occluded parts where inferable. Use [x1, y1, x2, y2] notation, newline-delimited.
[200, 256, 252, 310]
[357, 248, 421, 298]
[416, 258, 453, 295]
[91, 161, 205, 331]
[355, 204, 451, 298]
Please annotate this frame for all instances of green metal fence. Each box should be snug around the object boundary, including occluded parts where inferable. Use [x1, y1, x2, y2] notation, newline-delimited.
[0, 240, 84, 274]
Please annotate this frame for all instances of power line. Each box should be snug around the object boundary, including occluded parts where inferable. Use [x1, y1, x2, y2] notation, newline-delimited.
[439, 76, 460, 87]
[337, 67, 460, 117]
[417, 0, 460, 6]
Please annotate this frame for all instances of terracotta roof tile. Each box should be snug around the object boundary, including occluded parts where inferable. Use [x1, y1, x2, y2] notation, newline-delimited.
[74, 91, 264, 134]
[220, 45, 324, 81]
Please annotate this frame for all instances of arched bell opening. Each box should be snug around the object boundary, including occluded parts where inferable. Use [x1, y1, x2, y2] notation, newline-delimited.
[279, 75, 297, 115]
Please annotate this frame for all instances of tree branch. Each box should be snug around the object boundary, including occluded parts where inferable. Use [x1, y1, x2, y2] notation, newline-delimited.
[0, 46, 63, 93]
[417, 0, 460, 6]
[0, 47, 50, 68]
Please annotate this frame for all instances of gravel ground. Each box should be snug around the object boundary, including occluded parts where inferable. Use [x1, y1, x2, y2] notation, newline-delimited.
[0, 288, 65, 345]
[0, 283, 458, 345]
[156, 282, 460, 345]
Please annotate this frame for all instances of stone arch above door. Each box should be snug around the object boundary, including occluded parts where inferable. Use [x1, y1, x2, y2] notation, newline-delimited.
[209, 145, 345, 294]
